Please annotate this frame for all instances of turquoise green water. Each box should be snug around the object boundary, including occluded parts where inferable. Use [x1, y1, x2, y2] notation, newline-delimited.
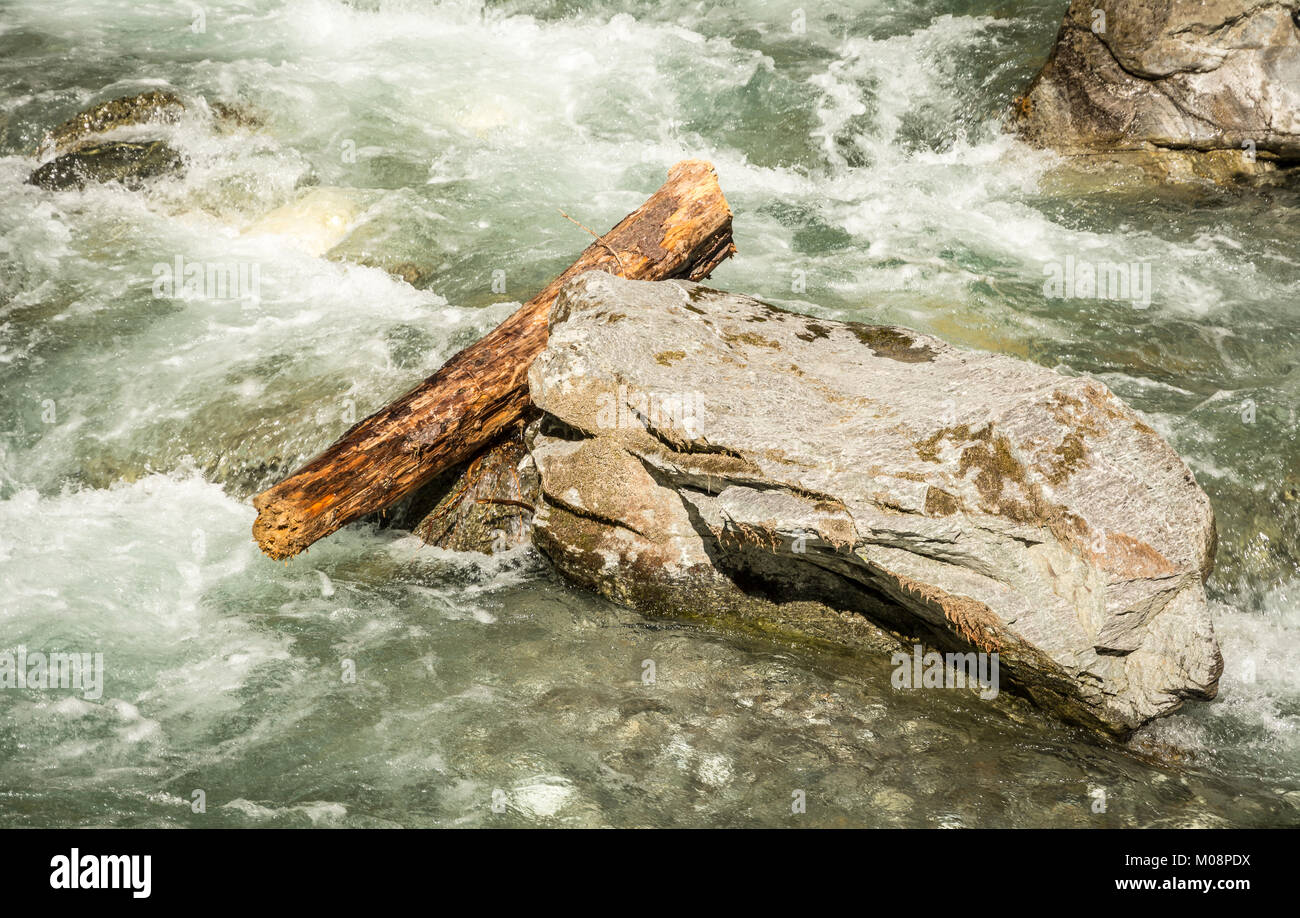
[0, 0, 1296, 827]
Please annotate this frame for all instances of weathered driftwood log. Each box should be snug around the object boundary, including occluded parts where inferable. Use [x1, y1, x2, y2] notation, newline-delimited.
[252, 159, 735, 559]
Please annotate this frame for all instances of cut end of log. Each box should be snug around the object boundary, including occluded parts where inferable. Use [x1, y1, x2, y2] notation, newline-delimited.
[250, 492, 311, 560]
[251, 159, 735, 561]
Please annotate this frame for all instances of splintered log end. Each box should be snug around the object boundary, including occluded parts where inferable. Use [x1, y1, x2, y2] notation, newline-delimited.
[667, 159, 716, 182]
[251, 491, 309, 560]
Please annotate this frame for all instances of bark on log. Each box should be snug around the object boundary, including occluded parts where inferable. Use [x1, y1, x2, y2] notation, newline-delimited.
[252, 160, 735, 559]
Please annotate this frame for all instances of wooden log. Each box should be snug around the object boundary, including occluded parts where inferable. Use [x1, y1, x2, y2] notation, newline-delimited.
[252, 160, 735, 559]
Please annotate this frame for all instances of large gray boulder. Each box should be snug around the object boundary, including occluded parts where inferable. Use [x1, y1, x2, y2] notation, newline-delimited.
[1014, 0, 1300, 178]
[525, 272, 1222, 736]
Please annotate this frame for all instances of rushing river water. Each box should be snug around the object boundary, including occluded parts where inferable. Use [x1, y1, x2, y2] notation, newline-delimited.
[0, 0, 1297, 828]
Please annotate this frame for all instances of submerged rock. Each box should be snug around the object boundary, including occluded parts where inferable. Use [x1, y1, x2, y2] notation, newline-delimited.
[209, 101, 265, 133]
[242, 187, 364, 256]
[1013, 0, 1300, 179]
[27, 140, 184, 191]
[28, 90, 187, 190]
[525, 272, 1222, 736]
[38, 89, 185, 156]
[27, 90, 262, 191]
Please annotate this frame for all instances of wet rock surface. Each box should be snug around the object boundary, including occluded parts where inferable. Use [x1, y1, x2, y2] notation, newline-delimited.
[25, 90, 260, 190]
[37, 89, 185, 156]
[27, 139, 184, 190]
[524, 272, 1224, 736]
[27, 90, 191, 189]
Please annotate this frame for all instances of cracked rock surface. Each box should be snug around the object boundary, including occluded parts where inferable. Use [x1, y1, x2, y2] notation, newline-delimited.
[1014, 0, 1300, 172]
[526, 272, 1223, 736]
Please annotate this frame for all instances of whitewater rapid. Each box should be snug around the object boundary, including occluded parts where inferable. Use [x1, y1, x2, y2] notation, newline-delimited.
[0, 0, 1296, 826]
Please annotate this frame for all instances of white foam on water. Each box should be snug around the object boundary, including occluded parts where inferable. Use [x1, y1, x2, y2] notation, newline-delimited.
[1139, 582, 1300, 778]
